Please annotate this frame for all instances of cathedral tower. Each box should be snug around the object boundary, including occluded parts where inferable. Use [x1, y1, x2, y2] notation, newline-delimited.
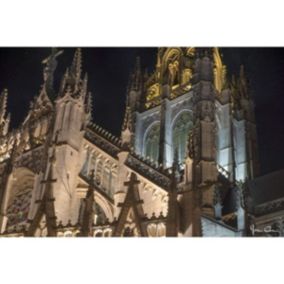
[134, 48, 195, 168]
[25, 48, 92, 228]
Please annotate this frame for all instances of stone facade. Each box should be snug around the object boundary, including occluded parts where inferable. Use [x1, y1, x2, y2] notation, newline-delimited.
[0, 47, 278, 237]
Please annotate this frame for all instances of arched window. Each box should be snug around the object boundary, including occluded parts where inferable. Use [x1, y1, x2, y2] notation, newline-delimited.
[144, 123, 160, 163]
[172, 112, 193, 164]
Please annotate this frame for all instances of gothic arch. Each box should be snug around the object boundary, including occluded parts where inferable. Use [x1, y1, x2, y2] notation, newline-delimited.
[162, 48, 183, 71]
[93, 192, 114, 221]
[77, 173, 115, 222]
[143, 121, 160, 163]
[171, 110, 193, 163]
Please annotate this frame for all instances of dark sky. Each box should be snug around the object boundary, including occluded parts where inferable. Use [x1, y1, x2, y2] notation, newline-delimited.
[0, 47, 283, 176]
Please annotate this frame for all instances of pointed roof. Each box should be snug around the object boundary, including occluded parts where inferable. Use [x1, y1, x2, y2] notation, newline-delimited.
[59, 48, 86, 99]
[70, 48, 82, 87]
[113, 173, 147, 236]
[129, 56, 142, 91]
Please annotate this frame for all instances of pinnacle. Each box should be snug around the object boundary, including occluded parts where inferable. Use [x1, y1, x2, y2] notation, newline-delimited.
[122, 105, 132, 131]
[0, 88, 8, 121]
[71, 48, 82, 81]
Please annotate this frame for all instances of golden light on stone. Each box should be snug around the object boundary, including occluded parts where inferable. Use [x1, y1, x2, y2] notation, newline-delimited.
[145, 83, 161, 109]
[213, 47, 227, 93]
[144, 48, 195, 109]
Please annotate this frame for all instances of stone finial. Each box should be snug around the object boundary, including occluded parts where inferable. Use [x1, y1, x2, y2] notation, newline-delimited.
[71, 48, 82, 84]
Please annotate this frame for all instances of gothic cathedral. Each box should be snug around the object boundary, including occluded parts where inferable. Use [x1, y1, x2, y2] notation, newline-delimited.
[0, 48, 277, 237]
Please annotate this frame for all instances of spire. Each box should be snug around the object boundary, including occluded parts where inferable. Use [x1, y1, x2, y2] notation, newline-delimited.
[70, 48, 82, 87]
[0, 89, 10, 136]
[80, 72, 88, 101]
[130, 56, 142, 91]
[155, 48, 163, 81]
[122, 96, 132, 132]
[59, 68, 69, 95]
[121, 104, 133, 148]
[121, 74, 135, 147]
[59, 48, 86, 99]
[0, 89, 8, 122]
[85, 91, 93, 118]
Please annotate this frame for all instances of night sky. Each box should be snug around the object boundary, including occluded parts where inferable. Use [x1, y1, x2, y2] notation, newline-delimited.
[0, 47, 283, 176]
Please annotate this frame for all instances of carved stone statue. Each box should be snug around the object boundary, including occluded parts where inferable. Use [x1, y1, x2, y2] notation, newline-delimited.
[42, 48, 64, 96]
